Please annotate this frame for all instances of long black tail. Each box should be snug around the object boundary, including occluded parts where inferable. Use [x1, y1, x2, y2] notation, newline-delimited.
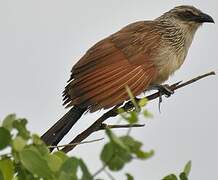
[41, 105, 87, 148]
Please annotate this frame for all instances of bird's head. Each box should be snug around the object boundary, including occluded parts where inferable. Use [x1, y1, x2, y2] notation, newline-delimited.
[159, 5, 214, 30]
[171, 5, 214, 23]
[154, 6, 214, 59]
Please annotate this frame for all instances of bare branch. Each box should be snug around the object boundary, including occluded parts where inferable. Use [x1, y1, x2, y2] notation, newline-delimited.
[99, 123, 145, 130]
[61, 71, 215, 153]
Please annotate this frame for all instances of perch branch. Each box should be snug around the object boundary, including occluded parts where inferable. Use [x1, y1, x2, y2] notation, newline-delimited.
[61, 71, 215, 153]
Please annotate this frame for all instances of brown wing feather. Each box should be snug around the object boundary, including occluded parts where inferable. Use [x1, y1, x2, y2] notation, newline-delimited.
[63, 21, 160, 112]
[65, 61, 140, 106]
[69, 60, 129, 90]
[83, 66, 143, 103]
[71, 40, 124, 77]
[99, 67, 156, 111]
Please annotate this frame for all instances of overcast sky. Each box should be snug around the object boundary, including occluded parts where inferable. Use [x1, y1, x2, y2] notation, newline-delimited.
[0, 0, 218, 179]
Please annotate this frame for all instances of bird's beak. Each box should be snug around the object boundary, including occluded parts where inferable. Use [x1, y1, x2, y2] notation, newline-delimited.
[198, 12, 215, 23]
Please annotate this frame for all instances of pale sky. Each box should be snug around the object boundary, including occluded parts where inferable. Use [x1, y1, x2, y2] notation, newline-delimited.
[0, 0, 218, 179]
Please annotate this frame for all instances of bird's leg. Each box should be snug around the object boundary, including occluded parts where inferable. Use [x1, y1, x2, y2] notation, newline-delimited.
[149, 84, 174, 112]
[151, 84, 174, 97]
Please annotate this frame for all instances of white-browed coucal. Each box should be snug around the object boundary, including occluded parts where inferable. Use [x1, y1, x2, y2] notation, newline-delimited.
[41, 5, 214, 147]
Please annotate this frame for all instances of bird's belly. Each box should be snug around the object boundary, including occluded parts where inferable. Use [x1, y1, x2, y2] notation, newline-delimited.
[152, 50, 186, 84]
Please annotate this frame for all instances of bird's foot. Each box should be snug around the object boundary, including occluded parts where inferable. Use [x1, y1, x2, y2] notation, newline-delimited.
[152, 84, 174, 97]
[150, 84, 174, 112]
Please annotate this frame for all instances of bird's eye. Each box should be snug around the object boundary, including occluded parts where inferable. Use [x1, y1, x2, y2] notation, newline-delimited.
[177, 10, 197, 21]
[184, 11, 196, 17]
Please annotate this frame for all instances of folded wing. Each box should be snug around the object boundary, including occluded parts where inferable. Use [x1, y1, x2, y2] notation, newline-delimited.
[63, 21, 160, 112]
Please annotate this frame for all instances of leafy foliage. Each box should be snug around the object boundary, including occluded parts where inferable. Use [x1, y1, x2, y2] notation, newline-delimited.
[126, 173, 134, 180]
[0, 127, 11, 150]
[162, 161, 192, 180]
[0, 111, 192, 179]
[0, 115, 92, 180]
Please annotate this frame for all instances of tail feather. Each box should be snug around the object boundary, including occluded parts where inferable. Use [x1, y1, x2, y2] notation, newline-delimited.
[41, 106, 87, 148]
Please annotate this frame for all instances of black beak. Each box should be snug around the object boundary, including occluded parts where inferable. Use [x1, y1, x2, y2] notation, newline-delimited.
[198, 12, 215, 23]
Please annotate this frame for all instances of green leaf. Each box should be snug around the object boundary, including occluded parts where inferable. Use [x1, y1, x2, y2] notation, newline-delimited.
[32, 134, 44, 145]
[179, 172, 188, 180]
[135, 149, 154, 159]
[59, 157, 78, 179]
[125, 85, 140, 112]
[79, 159, 92, 180]
[2, 114, 16, 131]
[106, 128, 129, 150]
[101, 142, 132, 171]
[138, 98, 148, 107]
[127, 112, 138, 124]
[120, 136, 154, 160]
[0, 171, 3, 180]
[143, 109, 153, 118]
[121, 136, 142, 150]
[101, 129, 132, 171]
[0, 158, 14, 180]
[45, 154, 63, 172]
[31, 135, 50, 156]
[53, 151, 69, 161]
[183, 161, 191, 176]
[108, 153, 132, 171]
[34, 144, 50, 156]
[58, 172, 74, 180]
[117, 108, 125, 114]
[15, 165, 35, 180]
[162, 174, 178, 180]
[126, 173, 134, 180]
[0, 127, 11, 150]
[12, 136, 26, 152]
[100, 142, 114, 163]
[19, 148, 53, 179]
[13, 119, 30, 139]
[119, 111, 138, 124]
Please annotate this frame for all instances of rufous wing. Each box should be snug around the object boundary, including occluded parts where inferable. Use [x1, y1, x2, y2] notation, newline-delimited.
[63, 21, 159, 112]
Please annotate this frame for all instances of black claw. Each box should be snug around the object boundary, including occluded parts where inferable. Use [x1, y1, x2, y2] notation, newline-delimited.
[151, 84, 174, 97]
[149, 84, 174, 112]
[158, 92, 162, 113]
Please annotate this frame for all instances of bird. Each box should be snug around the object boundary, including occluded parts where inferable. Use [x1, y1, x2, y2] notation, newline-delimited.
[41, 5, 214, 147]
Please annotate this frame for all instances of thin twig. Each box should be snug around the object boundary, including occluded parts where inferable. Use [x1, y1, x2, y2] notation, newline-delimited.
[99, 123, 145, 130]
[104, 169, 116, 180]
[49, 138, 104, 149]
[61, 71, 215, 153]
[93, 153, 117, 178]
[93, 163, 108, 178]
